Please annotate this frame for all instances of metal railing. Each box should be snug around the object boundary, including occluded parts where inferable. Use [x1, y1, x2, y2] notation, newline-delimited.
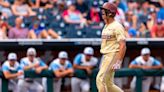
[1, 68, 164, 92]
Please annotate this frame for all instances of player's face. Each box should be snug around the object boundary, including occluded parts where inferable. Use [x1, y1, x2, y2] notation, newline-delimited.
[9, 60, 16, 66]
[143, 54, 150, 61]
[101, 9, 107, 23]
[60, 58, 67, 65]
[85, 54, 92, 61]
[28, 54, 35, 61]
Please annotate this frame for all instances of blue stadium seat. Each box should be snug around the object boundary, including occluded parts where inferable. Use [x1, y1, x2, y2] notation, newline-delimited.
[65, 25, 86, 38]
[7, 16, 17, 27]
[85, 27, 102, 38]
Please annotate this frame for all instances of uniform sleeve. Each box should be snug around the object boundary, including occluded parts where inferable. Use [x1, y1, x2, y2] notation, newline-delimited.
[50, 63, 60, 71]
[20, 59, 27, 68]
[115, 26, 126, 42]
[17, 66, 23, 72]
[74, 54, 82, 65]
[130, 60, 138, 65]
[39, 60, 46, 67]
[67, 62, 73, 69]
[2, 65, 9, 72]
[152, 59, 161, 66]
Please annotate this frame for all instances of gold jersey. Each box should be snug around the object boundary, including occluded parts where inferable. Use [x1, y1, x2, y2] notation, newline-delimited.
[100, 21, 126, 54]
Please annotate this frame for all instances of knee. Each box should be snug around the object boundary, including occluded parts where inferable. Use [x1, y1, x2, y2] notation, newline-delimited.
[37, 85, 44, 92]
[82, 84, 90, 92]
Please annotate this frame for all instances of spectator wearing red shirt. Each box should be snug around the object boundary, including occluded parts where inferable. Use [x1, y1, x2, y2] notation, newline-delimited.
[151, 20, 164, 38]
[0, 17, 8, 39]
[86, 4, 102, 24]
[62, 1, 87, 25]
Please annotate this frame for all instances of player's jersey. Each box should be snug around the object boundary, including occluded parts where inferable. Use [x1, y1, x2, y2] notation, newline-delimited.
[49, 58, 72, 71]
[20, 57, 46, 70]
[130, 56, 161, 86]
[74, 54, 98, 67]
[130, 56, 161, 66]
[2, 61, 22, 72]
[100, 21, 126, 54]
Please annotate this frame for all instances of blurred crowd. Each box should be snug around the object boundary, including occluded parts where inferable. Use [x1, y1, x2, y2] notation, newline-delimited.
[0, 0, 164, 39]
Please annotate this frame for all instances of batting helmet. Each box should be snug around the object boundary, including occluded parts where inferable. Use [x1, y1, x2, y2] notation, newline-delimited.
[100, 2, 117, 17]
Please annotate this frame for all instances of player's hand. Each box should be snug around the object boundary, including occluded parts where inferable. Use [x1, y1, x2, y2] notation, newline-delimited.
[35, 67, 42, 74]
[112, 60, 122, 71]
[67, 69, 74, 74]
[141, 66, 152, 70]
[17, 71, 23, 76]
[33, 63, 40, 68]
[86, 67, 92, 75]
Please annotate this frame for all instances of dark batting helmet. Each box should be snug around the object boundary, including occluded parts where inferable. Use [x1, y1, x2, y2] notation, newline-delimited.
[100, 2, 117, 17]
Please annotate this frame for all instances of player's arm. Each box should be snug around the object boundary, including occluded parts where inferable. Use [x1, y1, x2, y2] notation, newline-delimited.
[129, 64, 143, 69]
[117, 40, 126, 62]
[3, 71, 22, 79]
[35, 60, 48, 73]
[116, 27, 126, 63]
[54, 69, 73, 78]
[73, 54, 88, 70]
[73, 64, 88, 70]
[149, 59, 163, 69]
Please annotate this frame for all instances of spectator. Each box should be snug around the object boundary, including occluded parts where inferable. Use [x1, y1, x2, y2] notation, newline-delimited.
[147, 9, 157, 31]
[129, 48, 163, 92]
[86, 4, 102, 24]
[30, 21, 61, 39]
[71, 47, 98, 92]
[35, 0, 53, 9]
[2, 53, 23, 92]
[137, 22, 150, 38]
[62, 1, 87, 25]
[109, 0, 126, 24]
[0, 17, 8, 39]
[8, 17, 35, 39]
[151, 19, 164, 38]
[11, 0, 36, 17]
[0, 0, 12, 18]
[18, 47, 47, 92]
[157, 8, 164, 20]
[44, 51, 73, 92]
[75, 0, 89, 17]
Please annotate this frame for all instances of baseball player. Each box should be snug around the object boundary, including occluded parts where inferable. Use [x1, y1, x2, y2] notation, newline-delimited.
[71, 47, 98, 92]
[96, 2, 126, 92]
[47, 51, 73, 92]
[18, 47, 47, 92]
[129, 48, 163, 92]
[2, 53, 23, 92]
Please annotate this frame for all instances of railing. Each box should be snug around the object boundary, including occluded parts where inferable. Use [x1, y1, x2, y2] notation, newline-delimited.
[1, 68, 164, 92]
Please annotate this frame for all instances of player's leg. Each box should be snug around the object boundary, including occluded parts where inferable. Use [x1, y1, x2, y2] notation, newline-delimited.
[80, 79, 90, 92]
[105, 53, 124, 92]
[29, 81, 44, 92]
[42, 78, 47, 92]
[96, 55, 109, 92]
[17, 80, 29, 92]
[53, 79, 62, 92]
[130, 77, 136, 92]
[71, 77, 81, 92]
[142, 78, 152, 92]
[160, 76, 164, 92]
[96, 53, 123, 92]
